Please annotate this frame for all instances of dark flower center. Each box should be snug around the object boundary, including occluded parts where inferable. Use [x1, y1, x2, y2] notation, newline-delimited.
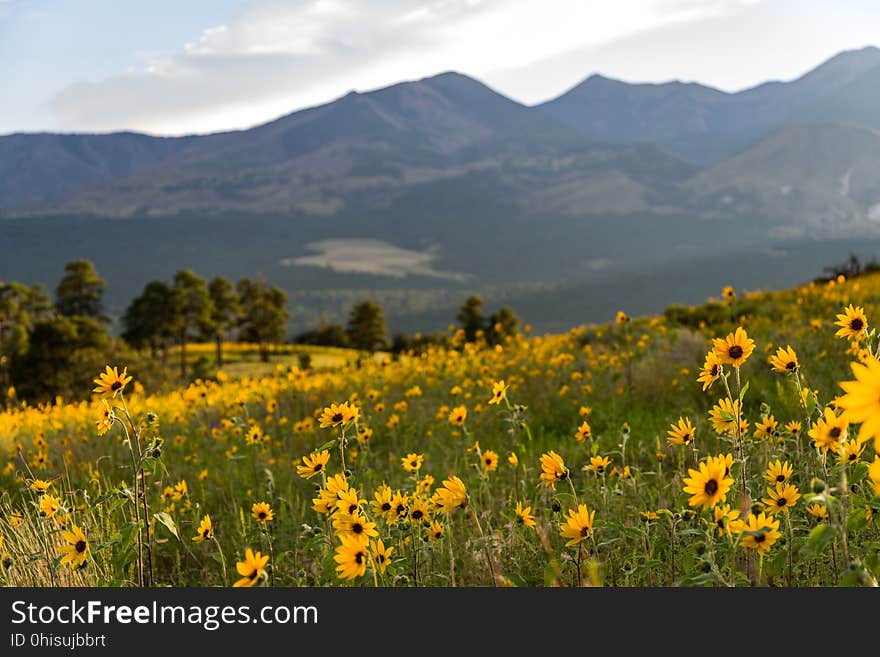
[850, 318, 864, 331]
[331, 413, 344, 423]
[777, 498, 787, 507]
[704, 479, 719, 496]
[754, 534, 766, 543]
[786, 361, 796, 370]
[830, 427, 841, 438]
[313, 463, 323, 472]
[258, 512, 267, 519]
[728, 345, 743, 360]
[354, 552, 364, 565]
[110, 381, 122, 391]
[776, 474, 785, 482]
[381, 502, 391, 511]
[580, 527, 590, 537]
[412, 510, 424, 520]
[710, 364, 719, 376]
[352, 523, 363, 534]
[75, 540, 87, 553]
[485, 458, 492, 465]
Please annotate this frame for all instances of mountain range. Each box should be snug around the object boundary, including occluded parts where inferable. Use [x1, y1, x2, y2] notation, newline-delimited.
[3, 46, 880, 334]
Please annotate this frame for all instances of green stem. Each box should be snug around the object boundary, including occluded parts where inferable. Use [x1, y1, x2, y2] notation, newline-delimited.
[785, 513, 793, 587]
[212, 536, 228, 585]
[468, 506, 496, 586]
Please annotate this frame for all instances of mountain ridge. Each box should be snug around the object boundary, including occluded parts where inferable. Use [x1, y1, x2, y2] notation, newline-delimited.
[538, 45, 880, 164]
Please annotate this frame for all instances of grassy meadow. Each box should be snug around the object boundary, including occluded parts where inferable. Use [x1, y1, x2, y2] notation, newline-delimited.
[2, 275, 880, 587]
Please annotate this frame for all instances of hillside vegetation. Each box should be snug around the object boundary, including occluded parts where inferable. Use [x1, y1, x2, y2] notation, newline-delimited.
[2, 272, 880, 586]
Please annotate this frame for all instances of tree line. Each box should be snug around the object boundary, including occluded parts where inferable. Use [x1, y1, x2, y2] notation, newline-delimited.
[1, 260, 519, 403]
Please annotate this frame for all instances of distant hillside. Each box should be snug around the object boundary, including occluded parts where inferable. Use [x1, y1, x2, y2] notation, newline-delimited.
[538, 46, 880, 164]
[685, 123, 880, 237]
[0, 132, 197, 210]
[6, 49, 880, 335]
[1, 72, 694, 218]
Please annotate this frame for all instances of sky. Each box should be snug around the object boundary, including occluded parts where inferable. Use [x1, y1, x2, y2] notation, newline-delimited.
[1, 0, 879, 136]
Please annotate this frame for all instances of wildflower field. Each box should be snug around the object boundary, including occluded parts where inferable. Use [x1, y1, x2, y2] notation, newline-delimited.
[2, 275, 880, 588]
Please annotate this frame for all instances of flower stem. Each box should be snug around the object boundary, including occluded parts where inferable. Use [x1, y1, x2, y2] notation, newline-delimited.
[468, 506, 497, 586]
[212, 536, 228, 585]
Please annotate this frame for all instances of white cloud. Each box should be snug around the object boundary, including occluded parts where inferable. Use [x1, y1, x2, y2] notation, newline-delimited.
[50, 0, 763, 134]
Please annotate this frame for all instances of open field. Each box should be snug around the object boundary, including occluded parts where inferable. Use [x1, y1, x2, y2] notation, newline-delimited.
[165, 342, 363, 379]
[1, 275, 880, 587]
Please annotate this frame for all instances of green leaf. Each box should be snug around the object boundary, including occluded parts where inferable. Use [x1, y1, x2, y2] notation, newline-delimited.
[153, 512, 180, 541]
[850, 461, 868, 484]
[800, 523, 836, 557]
[110, 523, 139, 571]
[738, 380, 750, 403]
[806, 391, 818, 417]
[316, 439, 337, 452]
[678, 572, 719, 587]
[719, 411, 736, 422]
[765, 547, 788, 577]
[92, 490, 122, 506]
[847, 506, 868, 532]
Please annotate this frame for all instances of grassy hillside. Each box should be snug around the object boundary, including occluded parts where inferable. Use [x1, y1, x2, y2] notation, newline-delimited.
[2, 271, 880, 587]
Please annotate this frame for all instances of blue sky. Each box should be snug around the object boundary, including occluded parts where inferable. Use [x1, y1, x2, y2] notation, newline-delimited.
[1, 0, 879, 135]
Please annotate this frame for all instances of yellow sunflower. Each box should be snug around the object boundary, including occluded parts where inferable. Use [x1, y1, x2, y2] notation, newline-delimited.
[191, 514, 213, 542]
[761, 483, 801, 515]
[488, 380, 508, 405]
[92, 365, 133, 398]
[666, 417, 695, 447]
[538, 451, 568, 489]
[682, 456, 734, 510]
[708, 398, 743, 436]
[234, 548, 269, 587]
[575, 421, 592, 442]
[296, 450, 330, 480]
[318, 401, 359, 429]
[448, 405, 468, 426]
[737, 513, 782, 554]
[58, 524, 89, 569]
[764, 460, 792, 485]
[559, 504, 596, 546]
[431, 476, 467, 513]
[369, 539, 393, 575]
[515, 501, 536, 528]
[585, 455, 612, 475]
[712, 327, 755, 368]
[834, 304, 868, 339]
[712, 504, 741, 536]
[768, 345, 799, 374]
[807, 407, 848, 452]
[251, 502, 274, 523]
[697, 351, 723, 391]
[334, 535, 368, 580]
[838, 358, 880, 447]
